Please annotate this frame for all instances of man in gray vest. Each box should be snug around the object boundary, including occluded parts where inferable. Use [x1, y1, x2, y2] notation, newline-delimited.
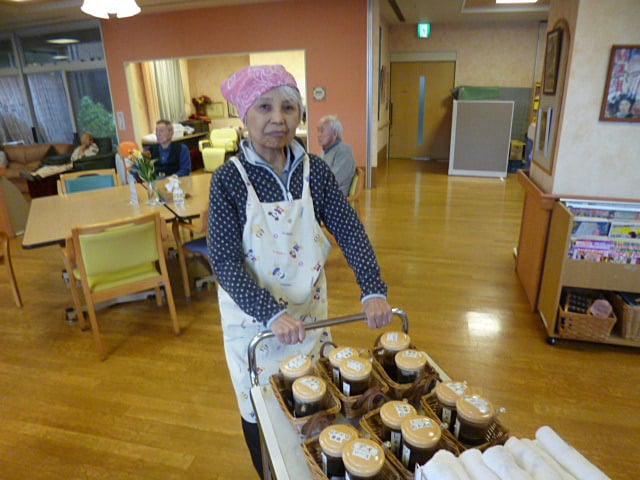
[146, 120, 191, 177]
[317, 115, 355, 196]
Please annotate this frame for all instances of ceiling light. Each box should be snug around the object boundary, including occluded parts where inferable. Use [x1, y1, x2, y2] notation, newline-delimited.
[496, 0, 538, 4]
[52, 55, 69, 61]
[81, 0, 141, 19]
[47, 38, 79, 45]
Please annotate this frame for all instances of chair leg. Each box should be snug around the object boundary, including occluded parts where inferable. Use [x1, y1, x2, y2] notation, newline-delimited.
[84, 296, 106, 360]
[60, 247, 88, 330]
[172, 220, 192, 299]
[154, 286, 163, 306]
[2, 234, 22, 308]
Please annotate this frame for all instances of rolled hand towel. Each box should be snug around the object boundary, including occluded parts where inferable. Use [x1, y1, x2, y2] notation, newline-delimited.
[418, 450, 472, 480]
[459, 448, 500, 480]
[535, 426, 611, 480]
[522, 439, 576, 480]
[505, 436, 569, 480]
[483, 445, 533, 480]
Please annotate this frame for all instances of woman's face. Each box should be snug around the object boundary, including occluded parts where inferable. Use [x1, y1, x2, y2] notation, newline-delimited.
[245, 88, 300, 157]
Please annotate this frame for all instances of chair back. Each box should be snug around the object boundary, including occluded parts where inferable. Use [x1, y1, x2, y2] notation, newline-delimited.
[347, 167, 365, 216]
[209, 128, 239, 152]
[58, 169, 120, 195]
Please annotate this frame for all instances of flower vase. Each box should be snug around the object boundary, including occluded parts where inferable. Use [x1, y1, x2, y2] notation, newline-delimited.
[146, 181, 163, 205]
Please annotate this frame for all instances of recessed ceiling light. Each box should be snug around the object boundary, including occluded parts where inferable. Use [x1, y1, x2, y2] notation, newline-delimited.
[47, 38, 79, 45]
[52, 55, 69, 60]
[496, 0, 538, 3]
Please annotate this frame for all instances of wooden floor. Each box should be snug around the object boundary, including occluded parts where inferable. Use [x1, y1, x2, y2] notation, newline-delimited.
[1, 159, 638, 479]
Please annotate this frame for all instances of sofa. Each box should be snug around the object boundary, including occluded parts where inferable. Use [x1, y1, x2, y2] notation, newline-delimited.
[0, 138, 117, 198]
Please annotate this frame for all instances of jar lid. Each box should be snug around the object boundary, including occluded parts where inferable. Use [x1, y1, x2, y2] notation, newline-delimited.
[328, 346, 358, 368]
[342, 438, 385, 477]
[435, 381, 469, 406]
[401, 415, 441, 449]
[280, 354, 312, 379]
[292, 375, 326, 403]
[394, 349, 427, 372]
[319, 424, 359, 457]
[456, 394, 495, 425]
[339, 357, 372, 381]
[379, 331, 411, 352]
[379, 400, 417, 429]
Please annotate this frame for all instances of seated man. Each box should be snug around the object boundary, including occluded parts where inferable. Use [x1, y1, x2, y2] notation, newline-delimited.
[317, 115, 355, 196]
[145, 120, 191, 177]
[21, 131, 99, 180]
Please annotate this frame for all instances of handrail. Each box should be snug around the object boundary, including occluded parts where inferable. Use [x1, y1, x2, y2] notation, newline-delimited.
[248, 307, 409, 386]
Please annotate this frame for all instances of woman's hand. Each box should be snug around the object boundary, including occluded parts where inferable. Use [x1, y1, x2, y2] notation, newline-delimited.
[362, 297, 393, 329]
[271, 312, 306, 345]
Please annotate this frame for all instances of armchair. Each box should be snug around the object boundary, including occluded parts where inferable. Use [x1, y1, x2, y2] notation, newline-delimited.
[198, 128, 239, 172]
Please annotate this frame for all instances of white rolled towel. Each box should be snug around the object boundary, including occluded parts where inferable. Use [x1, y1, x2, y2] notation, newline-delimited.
[419, 450, 471, 480]
[535, 426, 611, 480]
[505, 436, 569, 479]
[459, 448, 500, 480]
[522, 439, 576, 480]
[482, 445, 533, 480]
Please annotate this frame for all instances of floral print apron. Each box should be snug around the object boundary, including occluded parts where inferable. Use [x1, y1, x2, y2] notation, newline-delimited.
[218, 155, 331, 422]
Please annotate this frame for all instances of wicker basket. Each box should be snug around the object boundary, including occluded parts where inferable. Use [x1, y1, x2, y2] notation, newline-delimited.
[302, 435, 404, 480]
[316, 355, 390, 419]
[269, 372, 341, 430]
[371, 338, 441, 402]
[359, 407, 460, 480]
[420, 391, 509, 453]
[557, 296, 616, 342]
[608, 292, 640, 341]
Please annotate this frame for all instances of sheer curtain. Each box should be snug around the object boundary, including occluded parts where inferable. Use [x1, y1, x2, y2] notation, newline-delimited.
[141, 61, 161, 130]
[154, 59, 186, 122]
[27, 72, 73, 143]
[0, 76, 33, 144]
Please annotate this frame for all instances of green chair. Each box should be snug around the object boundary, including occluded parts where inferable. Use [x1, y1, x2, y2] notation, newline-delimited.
[61, 212, 179, 360]
[58, 169, 120, 195]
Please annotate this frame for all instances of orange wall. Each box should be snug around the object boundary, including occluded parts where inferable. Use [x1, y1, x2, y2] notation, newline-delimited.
[101, 0, 368, 164]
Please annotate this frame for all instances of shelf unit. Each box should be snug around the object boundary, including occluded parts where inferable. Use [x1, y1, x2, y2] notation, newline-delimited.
[537, 199, 640, 346]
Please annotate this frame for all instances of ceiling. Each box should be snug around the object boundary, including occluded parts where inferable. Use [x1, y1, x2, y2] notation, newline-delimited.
[0, 0, 550, 32]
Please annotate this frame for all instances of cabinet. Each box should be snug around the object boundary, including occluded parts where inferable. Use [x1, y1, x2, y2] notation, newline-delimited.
[538, 199, 640, 346]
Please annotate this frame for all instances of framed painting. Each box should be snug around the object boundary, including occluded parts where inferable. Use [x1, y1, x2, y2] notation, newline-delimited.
[227, 102, 239, 118]
[542, 28, 563, 95]
[599, 45, 640, 122]
[206, 102, 225, 118]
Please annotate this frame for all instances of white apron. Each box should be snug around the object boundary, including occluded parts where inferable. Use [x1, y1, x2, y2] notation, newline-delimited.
[218, 155, 332, 422]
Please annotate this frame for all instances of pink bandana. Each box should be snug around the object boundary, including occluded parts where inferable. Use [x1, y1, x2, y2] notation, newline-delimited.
[221, 65, 298, 119]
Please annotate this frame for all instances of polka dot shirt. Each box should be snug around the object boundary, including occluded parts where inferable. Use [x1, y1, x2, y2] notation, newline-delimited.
[207, 141, 388, 325]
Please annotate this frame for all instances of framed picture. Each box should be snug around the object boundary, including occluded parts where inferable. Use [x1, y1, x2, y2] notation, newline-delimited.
[206, 102, 225, 118]
[599, 45, 640, 122]
[542, 28, 563, 95]
[227, 102, 239, 118]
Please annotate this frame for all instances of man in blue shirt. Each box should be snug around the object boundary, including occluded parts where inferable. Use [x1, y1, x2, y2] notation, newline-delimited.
[145, 120, 191, 177]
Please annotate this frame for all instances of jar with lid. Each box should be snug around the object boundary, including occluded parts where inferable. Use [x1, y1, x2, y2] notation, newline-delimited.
[379, 400, 417, 456]
[454, 394, 495, 445]
[292, 375, 326, 417]
[377, 331, 411, 379]
[340, 357, 372, 396]
[280, 354, 313, 391]
[328, 345, 358, 386]
[400, 415, 441, 470]
[342, 438, 385, 480]
[394, 349, 427, 384]
[434, 380, 469, 433]
[319, 424, 359, 479]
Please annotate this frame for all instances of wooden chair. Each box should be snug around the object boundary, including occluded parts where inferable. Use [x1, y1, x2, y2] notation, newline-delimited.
[58, 169, 120, 195]
[347, 167, 365, 217]
[171, 209, 216, 298]
[0, 230, 22, 307]
[61, 212, 179, 360]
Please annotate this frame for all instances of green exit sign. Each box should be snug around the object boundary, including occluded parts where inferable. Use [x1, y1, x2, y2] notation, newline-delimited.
[418, 23, 431, 38]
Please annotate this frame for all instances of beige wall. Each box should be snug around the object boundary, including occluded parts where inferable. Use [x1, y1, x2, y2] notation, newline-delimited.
[532, 0, 640, 199]
[389, 21, 541, 87]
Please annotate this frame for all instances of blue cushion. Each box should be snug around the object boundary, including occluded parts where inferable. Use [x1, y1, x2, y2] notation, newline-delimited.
[66, 174, 116, 193]
[183, 236, 207, 255]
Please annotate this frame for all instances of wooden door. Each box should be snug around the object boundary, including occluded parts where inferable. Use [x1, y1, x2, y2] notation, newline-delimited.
[389, 61, 455, 160]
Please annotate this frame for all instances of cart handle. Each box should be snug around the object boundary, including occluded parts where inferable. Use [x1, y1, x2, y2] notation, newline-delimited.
[248, 307, 409, 386]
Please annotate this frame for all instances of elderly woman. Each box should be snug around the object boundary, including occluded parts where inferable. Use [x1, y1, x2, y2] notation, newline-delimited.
[207, 65, 392, 476]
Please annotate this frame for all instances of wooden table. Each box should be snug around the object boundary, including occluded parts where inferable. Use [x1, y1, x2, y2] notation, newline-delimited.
[22, 183, 174, 249]
[157, 172, 212, 220]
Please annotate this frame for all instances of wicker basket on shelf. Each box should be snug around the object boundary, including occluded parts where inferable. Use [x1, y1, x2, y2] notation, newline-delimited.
[359, 407, 460, 480]
[420, 391, 509, 453]
[301, 435, 404, 480]
[316, 355, 390, 419]
[269, 372, 341, 430]
[607, 292, 640, 341]
[557, 292, 616, 342]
